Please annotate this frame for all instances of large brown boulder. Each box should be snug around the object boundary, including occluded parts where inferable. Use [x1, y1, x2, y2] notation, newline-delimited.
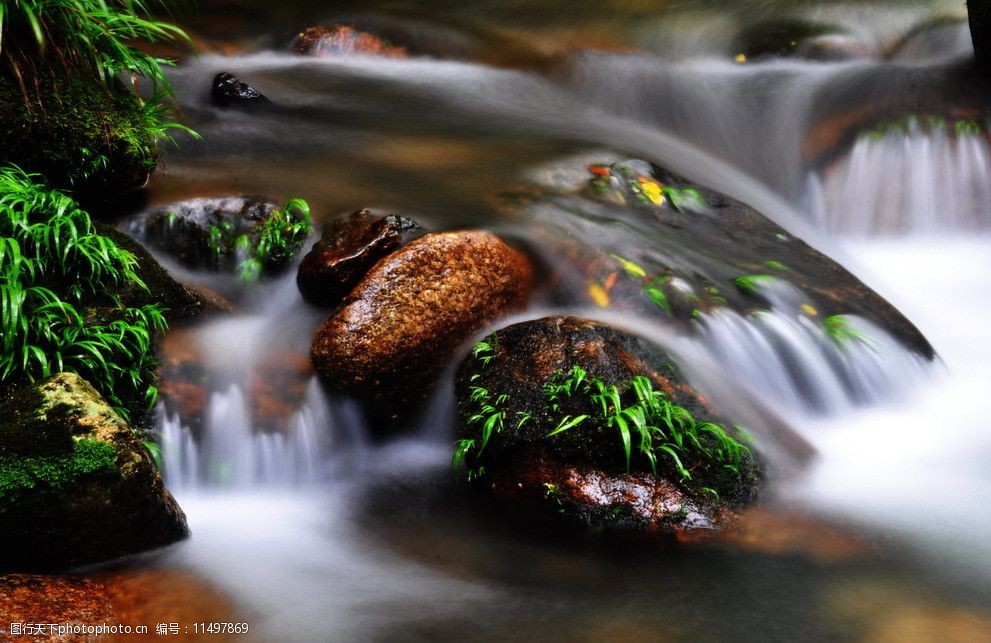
[297, 209, 423, 307]
[311, 230, 533, 424]
[453, 316, 761, 535]
[0, 374, 189, 570]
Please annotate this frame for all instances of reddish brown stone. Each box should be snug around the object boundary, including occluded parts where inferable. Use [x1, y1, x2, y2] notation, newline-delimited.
[291, 25, 410, 59]
[0, 569, 239, 642]
[484, 444, 735, 536]
[311, 230, 533, 425]
[297, 209, 422, 307]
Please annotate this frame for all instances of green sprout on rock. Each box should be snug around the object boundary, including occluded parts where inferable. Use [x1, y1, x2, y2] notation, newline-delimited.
[733, 274, 777, 294]
[822, 314, 877, 352]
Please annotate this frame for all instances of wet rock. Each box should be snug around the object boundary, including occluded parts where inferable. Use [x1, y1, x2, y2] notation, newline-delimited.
[311, 230, 533, 425]
[513, 155, 934, 360]
[453, 316, 761, 535]
[0, 569, 239, 642]
[211, 72, 271, 109]
[0, 374, 188, 570]
[297, 209, 423, 307]
[125, 196, 308, 275]
[0, 575, 113, 635]
[802, 60, 991, 170]
[291, 25, 411, 58]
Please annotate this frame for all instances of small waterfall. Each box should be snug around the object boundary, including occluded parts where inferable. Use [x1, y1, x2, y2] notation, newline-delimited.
[807, 117, 991, 234]
[159, 377, 334, 490]
[692, 280, 929, 414]
[694, 308, 928, 415]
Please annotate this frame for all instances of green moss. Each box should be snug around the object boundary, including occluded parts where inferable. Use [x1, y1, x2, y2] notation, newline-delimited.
[0, 69, 156, 202]
[0, 438, 117, 513]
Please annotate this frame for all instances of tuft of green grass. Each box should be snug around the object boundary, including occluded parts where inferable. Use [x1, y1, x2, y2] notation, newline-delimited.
[733, 274, 777, 294]
[544, 369, 751, 482]
[822, 314, 877, 352]
[763, 259, 789, 271]
[456, 349, 755, 501]
[206, 197, 312, 283]
[0, 165, 167, 419]
[1, 0, 188, 86]
[661, 186, 707, 212]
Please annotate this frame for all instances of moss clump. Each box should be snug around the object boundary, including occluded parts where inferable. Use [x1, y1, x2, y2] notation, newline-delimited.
[0, 69, 156, 204]
[0, 439, 117, 513]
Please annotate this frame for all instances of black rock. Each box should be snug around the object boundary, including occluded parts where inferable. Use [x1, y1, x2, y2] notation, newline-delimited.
[211, 72, 270, 109]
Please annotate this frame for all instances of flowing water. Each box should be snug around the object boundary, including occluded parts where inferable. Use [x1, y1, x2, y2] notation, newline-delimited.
[123, 1, 991, 639]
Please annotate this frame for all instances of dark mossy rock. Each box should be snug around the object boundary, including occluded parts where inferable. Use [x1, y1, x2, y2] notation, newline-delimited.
[211, 72, 271, 109]
[0, 70, 155, 209]
[124, 196, 303, 274]
[518, 157, 933, 360]
[95, 223, 233, 323]
[297, 209, 423, 307]
[0, 374, 188, 570]
[291, 25, 411, 58]
[312, 230, 534, 427]
[733, 19, 856, 61]
[454, 316, 761, 535]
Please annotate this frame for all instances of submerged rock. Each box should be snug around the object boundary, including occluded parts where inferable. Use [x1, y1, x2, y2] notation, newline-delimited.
[211, 72, 271, 109]
[0, 374, 188, 570]
[311, 230, 533, 425]
[297, 209, 423, 307]
[125, 196, 309, 276]
[453, 316, 761, 535]
[291, 25, 411, 58]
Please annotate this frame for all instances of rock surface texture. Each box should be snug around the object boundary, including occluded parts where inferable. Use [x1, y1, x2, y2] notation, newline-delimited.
[312, 230, 533, 424]
[297, 209, 423, 307]
[0, 374, 189, 570]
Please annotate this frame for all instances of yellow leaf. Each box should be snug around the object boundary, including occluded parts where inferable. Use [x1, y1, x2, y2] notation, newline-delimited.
[801, 304, 818, 316]
[637, 177, 665, 205]
[588, 284, 610, 308]
[735, 53, 747, 63]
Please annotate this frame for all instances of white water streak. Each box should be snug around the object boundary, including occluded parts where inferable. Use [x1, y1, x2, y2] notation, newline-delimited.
[808, 120, 991, 234]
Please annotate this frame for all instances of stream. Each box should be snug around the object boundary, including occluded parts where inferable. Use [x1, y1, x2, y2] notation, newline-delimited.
[123, 1, 991, 640]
